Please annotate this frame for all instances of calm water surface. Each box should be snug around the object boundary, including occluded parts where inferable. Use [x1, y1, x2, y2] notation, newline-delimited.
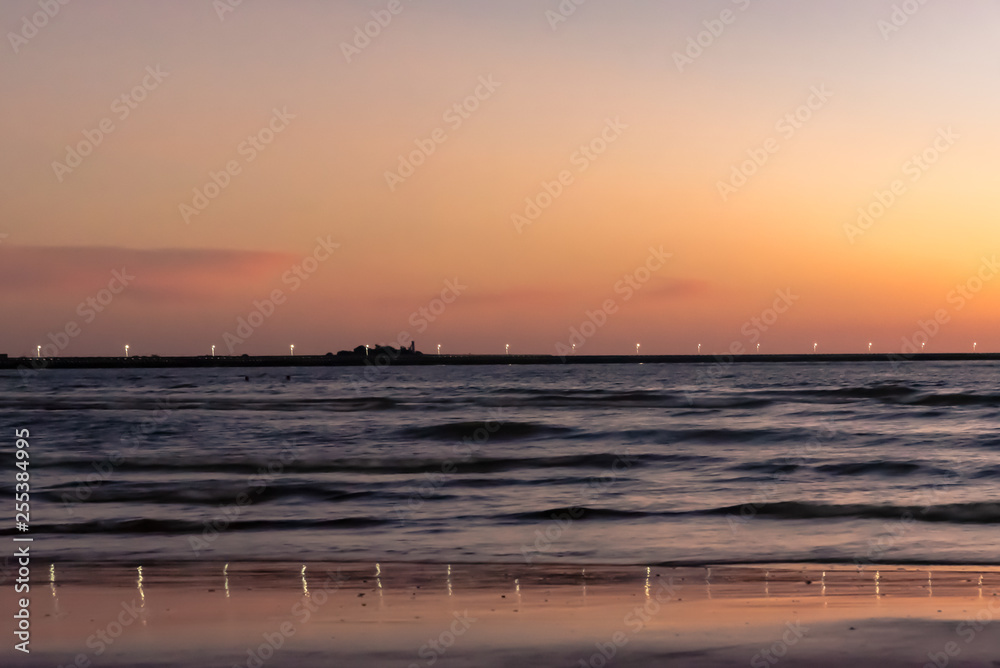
[3, 362, 999, 565]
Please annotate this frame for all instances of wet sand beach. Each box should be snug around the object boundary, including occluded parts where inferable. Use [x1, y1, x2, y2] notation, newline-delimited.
[5, 562, 1000, 667]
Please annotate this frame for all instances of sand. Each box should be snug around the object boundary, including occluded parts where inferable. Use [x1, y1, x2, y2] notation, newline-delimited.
[4, 562, 1000, 667]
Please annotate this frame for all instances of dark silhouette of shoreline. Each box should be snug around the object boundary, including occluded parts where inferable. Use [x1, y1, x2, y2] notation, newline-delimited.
[1, 351, 997, 370]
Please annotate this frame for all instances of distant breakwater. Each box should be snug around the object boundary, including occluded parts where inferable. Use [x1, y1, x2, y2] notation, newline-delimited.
[2, 352, 998, 370]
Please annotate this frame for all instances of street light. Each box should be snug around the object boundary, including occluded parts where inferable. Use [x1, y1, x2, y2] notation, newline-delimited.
[211, 345, 216, 357]
[36, 345, 41, 358]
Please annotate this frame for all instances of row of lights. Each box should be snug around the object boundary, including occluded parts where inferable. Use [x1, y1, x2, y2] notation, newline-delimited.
[30, 342, 986, 359]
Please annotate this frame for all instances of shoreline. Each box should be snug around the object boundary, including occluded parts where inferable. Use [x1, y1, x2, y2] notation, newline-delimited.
[2, 351, 998, 370]
[5, 562, 1000, 666]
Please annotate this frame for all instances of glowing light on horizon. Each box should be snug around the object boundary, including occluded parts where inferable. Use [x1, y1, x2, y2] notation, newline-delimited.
[36, 345, 41, 358]
[211, 344, 215, 357]
[505, 343, 510, 355]
[636, 343, 641, 355]
[868, 342, 873, 353]
[813, 343, 818, 353]
[290, 344, 295, 356]
[697, 344, 701, 354]
[437, 344, 441, 355]
[974, 342, 978, 352]
[125, 344, 130, 358]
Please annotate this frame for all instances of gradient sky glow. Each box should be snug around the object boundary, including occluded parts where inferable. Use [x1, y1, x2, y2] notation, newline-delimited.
[2, 0, 999, 356]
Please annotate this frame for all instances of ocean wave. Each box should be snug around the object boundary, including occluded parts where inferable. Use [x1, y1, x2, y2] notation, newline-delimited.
[0, 396, 400, 412]
[711, 501, 1000, 524]
[39, 452, 650, 476]
[0, 516, 394, 536]
[400, 421, 574, 441]
[815, 461, 951, 477]
[505, 501, 1000, 525]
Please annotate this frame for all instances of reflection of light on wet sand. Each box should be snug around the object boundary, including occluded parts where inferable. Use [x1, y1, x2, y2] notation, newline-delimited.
[875, 571, 881, 600]
[928, 571, 933, 597]
[764, 570, 770, 599]
[582, 568, 587, 601]
[704, 567, 711, 600]
[979, 574, 984, 598]
[375, 563, 383, 603]
[645, 567, 651, 599]
[447, 565, 452, 597]
[301, 565, 309, 597]
[50, 564, 59, 614]
[224, 563, 230, 599]
[515, 578, 521, 607]
[138, 566, 146, 626]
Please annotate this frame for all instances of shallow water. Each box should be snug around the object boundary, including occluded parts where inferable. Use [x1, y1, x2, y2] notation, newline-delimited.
[3, 361, 1000, 565]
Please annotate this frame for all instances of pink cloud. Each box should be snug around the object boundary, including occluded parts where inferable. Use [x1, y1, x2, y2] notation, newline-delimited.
[0, 246, 296, 303]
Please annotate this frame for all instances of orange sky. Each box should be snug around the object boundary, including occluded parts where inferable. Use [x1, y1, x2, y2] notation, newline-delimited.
[1, 0, 999, 356]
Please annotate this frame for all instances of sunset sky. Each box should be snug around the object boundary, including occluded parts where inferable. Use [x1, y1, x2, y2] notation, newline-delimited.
[2, 0, 998, 356]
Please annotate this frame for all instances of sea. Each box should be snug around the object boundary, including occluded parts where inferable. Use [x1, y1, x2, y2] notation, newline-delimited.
[3, 361, 1000, 567]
